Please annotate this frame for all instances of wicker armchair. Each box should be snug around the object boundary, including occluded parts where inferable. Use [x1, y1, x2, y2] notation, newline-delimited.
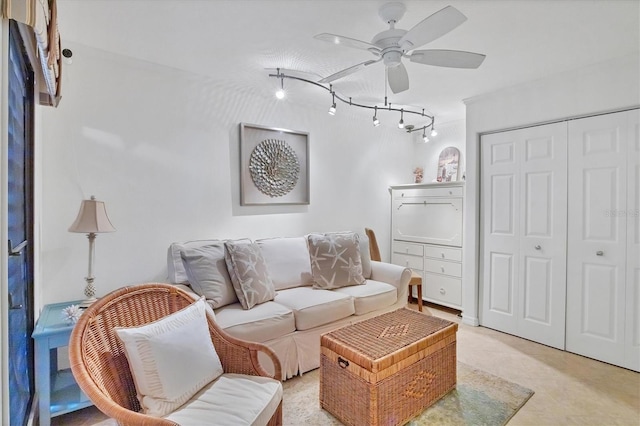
[69, 283, 283, 425]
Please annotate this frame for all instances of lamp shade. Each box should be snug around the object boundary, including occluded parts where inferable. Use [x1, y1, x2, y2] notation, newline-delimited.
[68, 196, 116, 233]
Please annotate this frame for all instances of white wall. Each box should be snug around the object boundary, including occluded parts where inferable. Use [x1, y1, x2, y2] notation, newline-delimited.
[462, 52, 640, 325]
[38, 43, 419, 305]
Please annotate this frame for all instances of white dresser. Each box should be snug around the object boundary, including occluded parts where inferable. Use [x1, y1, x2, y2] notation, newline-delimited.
[390, 182, 464, 310]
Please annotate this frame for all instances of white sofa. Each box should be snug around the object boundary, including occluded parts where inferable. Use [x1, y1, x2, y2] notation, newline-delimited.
[167, 234, 412, 380]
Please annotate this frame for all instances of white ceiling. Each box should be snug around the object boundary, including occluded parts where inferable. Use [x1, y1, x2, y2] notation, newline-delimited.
[57, 0, 639, 123]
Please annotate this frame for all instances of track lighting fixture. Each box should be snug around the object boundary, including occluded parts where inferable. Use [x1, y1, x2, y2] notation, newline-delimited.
[398, 110, 405, 129]
[328, 93, 337, 115]
[430, 122, 438, 137]
[373, 106, 380, 127]
[268, 71, 435, 135]
[422, 128, 429, 143]
[275, 68, 286, 99]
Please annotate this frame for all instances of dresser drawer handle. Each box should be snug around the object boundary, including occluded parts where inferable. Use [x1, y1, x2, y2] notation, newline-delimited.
[439, 288, 446, 295]
[441, 266, 445, 272]
[338, 357, 349, 369]
[441, 252, 445, 258]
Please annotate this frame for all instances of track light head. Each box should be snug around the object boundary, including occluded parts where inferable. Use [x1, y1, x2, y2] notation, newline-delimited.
[422, 129, 429, 143]
[373, 116, 380, 127]
[398, 109, 405, 129]
[430, 128, 438, 137]
[328, 103, 337, 115]
[275, 69, 285, 99]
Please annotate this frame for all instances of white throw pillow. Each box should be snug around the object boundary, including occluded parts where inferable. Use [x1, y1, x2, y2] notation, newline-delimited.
[114, 297, 223, 417]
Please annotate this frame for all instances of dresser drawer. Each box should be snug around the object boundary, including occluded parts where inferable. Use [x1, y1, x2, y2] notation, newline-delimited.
[423, 245, 462, 262]
[424, 273, 461, 307]
[394, 186, 463, 199]
[392, 253, 424, 271]
[423, 259, 462, 277]
[392, 241, 424, 257]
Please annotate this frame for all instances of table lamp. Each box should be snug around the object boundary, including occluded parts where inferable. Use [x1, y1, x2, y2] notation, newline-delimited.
[68, 195, 116, 307]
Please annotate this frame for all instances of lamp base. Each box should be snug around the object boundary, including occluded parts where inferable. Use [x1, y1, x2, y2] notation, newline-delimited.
[79, 297, 97, 309]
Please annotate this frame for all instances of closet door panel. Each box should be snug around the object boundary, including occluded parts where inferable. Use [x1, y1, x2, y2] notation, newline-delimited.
[567, 112, 628, 366]
[481, 122, 566, 349]
[517, 123, 567, 349]
[625, 109, 639, 371]
[481, 133, 520, 334]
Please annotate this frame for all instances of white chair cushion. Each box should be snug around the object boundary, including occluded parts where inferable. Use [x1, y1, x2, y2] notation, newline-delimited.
[275, 287, 354, 331]
[163, 373, 282, 426]
[334, 280, 397, 315]
[214, 301, 296, 342]
[257, 237, 313, 290]
[114, 298, 223, 417]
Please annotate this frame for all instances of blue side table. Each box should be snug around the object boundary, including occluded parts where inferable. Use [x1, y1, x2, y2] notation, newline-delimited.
[32, 301, 92, 426]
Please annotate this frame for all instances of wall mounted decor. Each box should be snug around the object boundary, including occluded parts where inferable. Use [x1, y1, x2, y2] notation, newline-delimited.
[436, 146, 461, 182]
[240, 123, 309, 205]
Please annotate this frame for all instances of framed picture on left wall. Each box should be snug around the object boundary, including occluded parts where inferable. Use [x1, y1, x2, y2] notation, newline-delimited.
[240, 123, 310, 205]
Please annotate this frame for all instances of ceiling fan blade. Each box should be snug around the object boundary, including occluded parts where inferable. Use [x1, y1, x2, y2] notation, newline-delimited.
[399, 6, 467, 50]
[314, 33, 381, 55]
[319, 59, 381, 84]
[409, 49, 486, 69]
[388, 63, 409, 94]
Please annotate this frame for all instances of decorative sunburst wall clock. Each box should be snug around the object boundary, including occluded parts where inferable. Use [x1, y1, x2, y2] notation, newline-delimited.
[240, 123, 309, 205]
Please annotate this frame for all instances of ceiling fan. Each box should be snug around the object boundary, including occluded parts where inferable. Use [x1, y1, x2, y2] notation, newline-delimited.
[314, 3, 486, 94]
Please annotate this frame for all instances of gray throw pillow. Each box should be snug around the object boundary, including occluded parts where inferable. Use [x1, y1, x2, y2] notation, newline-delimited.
[180, 243, 238, 309]
[307, 232, 366, 289]
[224, 240, 276, 310]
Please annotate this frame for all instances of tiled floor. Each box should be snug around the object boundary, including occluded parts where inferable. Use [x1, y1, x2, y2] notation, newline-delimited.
[51, 302, 640, 425]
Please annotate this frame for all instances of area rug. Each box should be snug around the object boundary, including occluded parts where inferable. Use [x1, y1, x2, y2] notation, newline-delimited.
[282, 362, 534, 426]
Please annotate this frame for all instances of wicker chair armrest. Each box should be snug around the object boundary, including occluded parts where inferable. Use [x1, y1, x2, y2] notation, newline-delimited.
[206, 312, 282, 380]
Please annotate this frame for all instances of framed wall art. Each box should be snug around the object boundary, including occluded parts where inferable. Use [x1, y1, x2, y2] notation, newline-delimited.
[436, 146, 461, 182]
[240, 123, 310, 205]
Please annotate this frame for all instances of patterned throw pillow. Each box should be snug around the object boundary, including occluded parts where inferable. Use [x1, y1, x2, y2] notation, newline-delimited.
[224, 240, 276, 310]
[307, 232, 366, 289]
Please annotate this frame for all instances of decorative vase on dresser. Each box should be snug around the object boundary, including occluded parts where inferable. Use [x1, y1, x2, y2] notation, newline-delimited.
[390, 182, 464, 311]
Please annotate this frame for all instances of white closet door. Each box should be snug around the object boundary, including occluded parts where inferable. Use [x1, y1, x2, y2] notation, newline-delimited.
[481, 131, 520, 335]
[481, 122, 567, 348]
[625, 109, 639, 371]
[517, 123, 567, 348]
[566, 111, 628, 366]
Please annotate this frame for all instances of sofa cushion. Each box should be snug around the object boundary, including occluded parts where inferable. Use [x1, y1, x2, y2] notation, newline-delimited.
[114, 298, 223, 417]
[164, 373, 282, 425]
[334, 280, 397, 315]
[214, 301, 296, 342]
[257, 237, 313, 290]
[275, 287, 355, 331]
[168, 239, 220, 284]
[307, 232, 366, 290]
[224, 240, 276, 310]
[180, 243, 238, 308]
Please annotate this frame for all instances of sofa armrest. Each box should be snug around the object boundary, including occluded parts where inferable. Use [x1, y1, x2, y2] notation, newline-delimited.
[369, 261, 411, 303]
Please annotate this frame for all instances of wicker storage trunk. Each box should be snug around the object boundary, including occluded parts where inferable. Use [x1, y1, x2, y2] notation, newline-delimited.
[320, 308, 457, 426]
